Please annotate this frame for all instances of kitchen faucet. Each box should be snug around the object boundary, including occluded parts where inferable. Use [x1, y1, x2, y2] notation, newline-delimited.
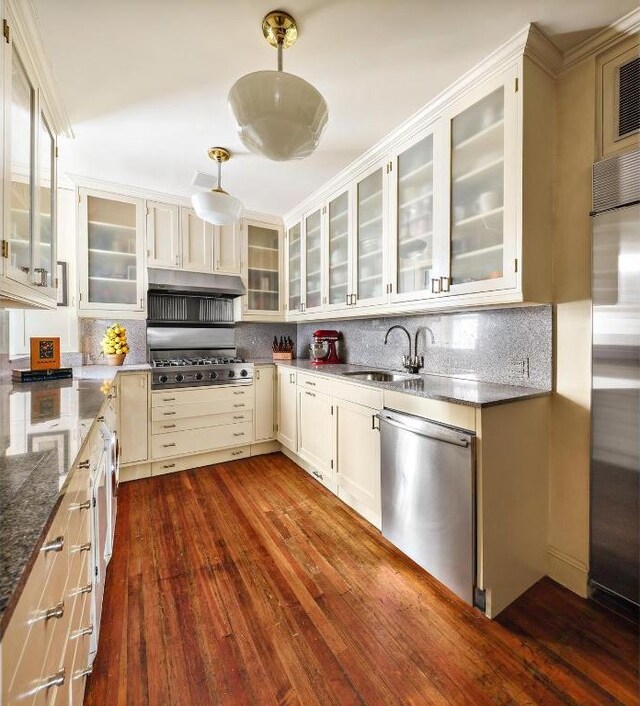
[384, 325, 424, 374]
[414, 326, 435, 363]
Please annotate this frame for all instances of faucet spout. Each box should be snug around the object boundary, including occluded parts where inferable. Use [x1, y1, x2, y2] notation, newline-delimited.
[384, 325, 412, 361]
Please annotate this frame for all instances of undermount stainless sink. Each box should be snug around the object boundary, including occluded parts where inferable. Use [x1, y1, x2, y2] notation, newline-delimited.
[340, 370, 413, 382]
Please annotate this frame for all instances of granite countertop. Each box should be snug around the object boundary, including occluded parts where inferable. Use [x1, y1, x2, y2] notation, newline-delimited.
[0, 365, 146, 637]
[269, 360, 550, 407]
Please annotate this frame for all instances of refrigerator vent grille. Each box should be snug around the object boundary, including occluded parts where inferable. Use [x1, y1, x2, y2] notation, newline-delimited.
[618, 57, 640, 140]
[593, 150, 640, 213]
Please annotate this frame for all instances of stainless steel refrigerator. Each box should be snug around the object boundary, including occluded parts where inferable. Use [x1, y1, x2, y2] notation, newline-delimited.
[590, 149, 640, 612]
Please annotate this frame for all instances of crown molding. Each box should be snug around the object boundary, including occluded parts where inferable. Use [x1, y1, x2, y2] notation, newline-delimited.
[561, 7, 640, 73]
[5, 0, 73, 137]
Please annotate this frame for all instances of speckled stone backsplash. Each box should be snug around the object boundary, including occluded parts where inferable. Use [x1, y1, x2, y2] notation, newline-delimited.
[296, 306, 552, 390]
[79, 318, 147, 365]
[235, 322, 297, 360]
[0, 310, 10, 378]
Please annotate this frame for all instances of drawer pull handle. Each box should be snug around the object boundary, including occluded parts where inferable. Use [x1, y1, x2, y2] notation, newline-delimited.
[45, 601, 65, 621]
[75, 665, 93, 680]
[312, 470, 323, 481]
[233, 391, 245, 396]
[305, 381, 316, 387]
[163, 411, 177, 416]
[78, 583, 93, 595]
[163, 463, 176, 469]
[233, 404, 245, 408]
[71, 500, 91, 511]
[37, 668, 65, 691]
[231, 450, 244, 457]
[42, 536, 64, 553]
[163, 397, 176, 402]
[163, 442, 177, 448]
[163, 424, 177, 429]
[305, 391, 316, 397]
[233, 415, 245, 420]
[78, 459, 90, 469]
[71, 623, 94, 639]
[74, 542, 92, 553]
[233, 432, 245, 438]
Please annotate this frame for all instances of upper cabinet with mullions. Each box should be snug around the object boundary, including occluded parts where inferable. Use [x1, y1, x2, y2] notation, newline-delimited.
[284, 28, 557, 319]
[1, 5, 64, 308]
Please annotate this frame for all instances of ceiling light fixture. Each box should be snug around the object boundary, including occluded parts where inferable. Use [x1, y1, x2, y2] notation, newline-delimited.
[191, 147, 243, 226]
[228, 10, 328, 162]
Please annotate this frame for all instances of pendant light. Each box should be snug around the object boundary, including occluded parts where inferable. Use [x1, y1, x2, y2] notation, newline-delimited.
[191, 147, 243, 225]
[228, 10, 328, 162]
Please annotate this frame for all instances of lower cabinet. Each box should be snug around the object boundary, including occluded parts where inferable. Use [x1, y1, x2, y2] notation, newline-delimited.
[297, 387, 334, 487]
[117, 372, 149, 465]
[254, 365, 276, 442]
[334, 398, 381, 528]
[277, 368, 298, 451]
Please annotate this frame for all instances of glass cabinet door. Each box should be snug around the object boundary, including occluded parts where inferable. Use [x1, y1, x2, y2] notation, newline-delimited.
[34, 113, 56, 290]
[394, 134, 434, 298]
[305, 208, 322, 310]
[7, 47, 35, 283]
[247, 223, 280, 314]
[327, 190, 350, 307]
[86, 195, 140, 306]
[287, 222, 302, 312]
[449, 85, 507, 289]
[355, 167, 385, 304]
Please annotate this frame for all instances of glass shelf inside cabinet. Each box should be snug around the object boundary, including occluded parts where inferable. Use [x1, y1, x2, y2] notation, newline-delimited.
[450, 87, 505, 285]
[397, 134, 434, 295]
[328, 191, 349, 305]
[357, 169, 384, 302]
[87, 196, 138, 305]
[305, 210, 322, 309]
[247, 224, 279, 313]
[288, 222, 302, 311]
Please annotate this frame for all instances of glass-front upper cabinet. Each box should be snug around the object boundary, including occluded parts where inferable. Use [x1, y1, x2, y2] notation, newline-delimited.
[326, 189, 350, 309]
[34, 113, 56, 290]
[304, 208, 323, 311]
[354, 164, 387, 306]
[445, 69, 517, 294]
[389, 129, 436, 301]
[78, 189, 145, 313]
[287, 222, 302, 313]
[245, 221, 282, 315]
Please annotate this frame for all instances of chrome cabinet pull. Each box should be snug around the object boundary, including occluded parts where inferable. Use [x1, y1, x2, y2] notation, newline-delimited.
[440, 276, 450, 292]
[71, 623, 93, 639]
[305, 380, 316, 387]
[75, 665, 93, 680]
[78, 459, 90, 469]
[231, 450, 244, 457]
[162, 424, 177, 429]
[73, 542, 92, 553]
[163, 411, 176, 416]
[233, 403, 245, 408]
[44, 601, 64, 621]
[289, 373, 295, 384]
[372, 414, 380, 431]
[233, 391, 245, 396]
[37, 668, 65, 691]
[163, 463, 176, 469]
[431, 278, 441, 294]
[70, 500, 91, 511]
[162, 442, 177, 448]
[345, 294, 350, 305]
[33, 267, 47, 286]
[233, 432, 245, 438]
[77, 583, 93, 595]
[42, 536, 64, 553]
[233, 415, 245, 420]
[305, 391, 316, 397]
[162, 397, 176, 402]
[312, 470, 323, 481]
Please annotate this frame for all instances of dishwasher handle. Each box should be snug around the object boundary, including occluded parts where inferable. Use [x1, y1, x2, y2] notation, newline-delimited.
[376, 411, 472, 448]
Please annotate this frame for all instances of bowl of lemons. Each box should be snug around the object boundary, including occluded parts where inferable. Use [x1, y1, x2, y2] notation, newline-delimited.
[101, 323, 129, 366]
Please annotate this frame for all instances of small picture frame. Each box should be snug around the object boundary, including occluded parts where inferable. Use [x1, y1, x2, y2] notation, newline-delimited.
[56, 261, 68, 307]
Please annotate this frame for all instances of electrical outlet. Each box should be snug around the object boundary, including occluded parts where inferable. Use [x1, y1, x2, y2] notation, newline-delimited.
[512, 357, 530, 378]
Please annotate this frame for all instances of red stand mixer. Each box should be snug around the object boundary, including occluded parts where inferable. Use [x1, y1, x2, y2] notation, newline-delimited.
[309, 330, 341, 364]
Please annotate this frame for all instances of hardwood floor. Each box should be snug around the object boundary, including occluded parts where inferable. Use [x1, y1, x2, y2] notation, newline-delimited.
[85, 453, 638, 706]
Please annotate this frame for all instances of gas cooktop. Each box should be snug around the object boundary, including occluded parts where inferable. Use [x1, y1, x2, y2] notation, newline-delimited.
[149, 350, 253, 389]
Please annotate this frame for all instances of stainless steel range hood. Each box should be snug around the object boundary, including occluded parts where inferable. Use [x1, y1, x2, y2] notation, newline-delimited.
[147, 268, 246, 297]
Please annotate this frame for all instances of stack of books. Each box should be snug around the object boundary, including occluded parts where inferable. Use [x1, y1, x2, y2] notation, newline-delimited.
[12, 368, 73, 383]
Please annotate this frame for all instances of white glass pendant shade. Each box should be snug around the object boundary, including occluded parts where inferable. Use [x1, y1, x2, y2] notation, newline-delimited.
[191, 190, 243, 226]
[229, 70, 328, 161]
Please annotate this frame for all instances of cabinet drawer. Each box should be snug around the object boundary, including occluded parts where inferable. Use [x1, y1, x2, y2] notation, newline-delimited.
[152, 445, 250, 476]
[151, 421, 254, 459]
[151, 396, 253, 421]
[68, 592, 92, 703]
[151, 410, 252, 435]
[297, 371, 331, 395]
[152, 384, 253, 408]
[331, 379, 383, 409]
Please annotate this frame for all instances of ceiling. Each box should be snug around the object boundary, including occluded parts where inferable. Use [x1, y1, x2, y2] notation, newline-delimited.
[33, 0, 637, 217]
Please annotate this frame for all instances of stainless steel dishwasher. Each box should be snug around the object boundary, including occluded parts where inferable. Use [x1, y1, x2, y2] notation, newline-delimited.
[377, 408, 476, 605]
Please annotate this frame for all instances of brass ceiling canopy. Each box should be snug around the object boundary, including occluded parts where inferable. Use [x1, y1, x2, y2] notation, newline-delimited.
[207, 147, 231, 163]
[262, 10, 298, 49]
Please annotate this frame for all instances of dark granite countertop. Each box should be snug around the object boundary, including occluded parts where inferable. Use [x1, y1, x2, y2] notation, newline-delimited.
[0, 366, 147, 638]
[271, 360, 550, 407]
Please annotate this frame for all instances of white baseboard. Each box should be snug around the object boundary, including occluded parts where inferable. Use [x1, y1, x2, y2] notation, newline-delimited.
[547, 545, 589, 597]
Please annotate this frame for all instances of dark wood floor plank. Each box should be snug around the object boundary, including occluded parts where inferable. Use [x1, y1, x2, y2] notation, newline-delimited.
[85, 453, 639, 706]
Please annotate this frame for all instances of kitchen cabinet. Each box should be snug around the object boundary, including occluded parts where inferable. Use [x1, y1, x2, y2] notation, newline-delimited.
[241, 219, 283, 318]
[214, 221, 241, 275]
[77, 188, 146, 317]
[276, 368, 297, 451]
[297, 384, 333, 485]
[303, 206, 323, 312]
[334, 398, 381, 528]
[326, 188, 351, 311]
[286, 221, 303, 314]
[179, 207, 241, 275]
[146, 201, 180, 268]
[254, 365, 276, 442]
[117, 372, 149, 465]
[1, 9, 60, 309]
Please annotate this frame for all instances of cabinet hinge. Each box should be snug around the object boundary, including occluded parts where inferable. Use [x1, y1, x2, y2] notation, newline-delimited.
[1, 240, 8, 258]
[78, 192, 82, 204]
[79, 291, 82, 301]
[514, 258, 518, 273]
[3, 19, 9, 44]
[330, 405, 334, 415]
[330, 459, 334, 469]
[389, 161, 393, 172]
[515, 77, 519, 93]
[55, 145, 59, 158]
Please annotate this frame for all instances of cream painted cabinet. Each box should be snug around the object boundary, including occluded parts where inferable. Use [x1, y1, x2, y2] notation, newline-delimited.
[214, 221, 241, 275]
[254, 365, 276, 442]
[241, 219, 283, 318]
[276, 368, 297, 451]
[180, 207, 214, 272]
[146, 201, 180, 268]
[286, 221, 303, 315]
[325, 188, 352, 312]
[303, 206, 323, 313]
[117, 372, 149, 464]
[334, 398, 381, 528]
[297, 386, 333, 481]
